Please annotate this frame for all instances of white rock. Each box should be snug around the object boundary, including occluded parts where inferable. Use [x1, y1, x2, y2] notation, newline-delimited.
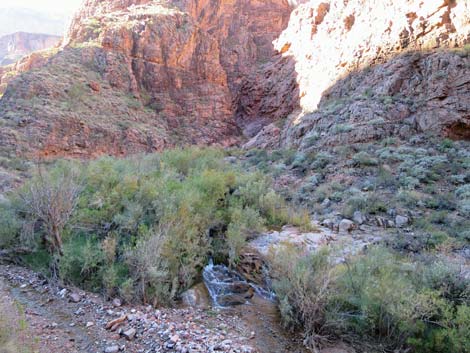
[395, 215, 409, 227]
[104, 345, 119, 353]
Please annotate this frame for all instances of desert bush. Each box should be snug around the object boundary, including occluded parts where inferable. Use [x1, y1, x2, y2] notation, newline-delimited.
[352, 151, 378, 166]
[16, 165, 82, 257]
[59, 235, 106, 292]
[270, 246, 470, 352]
[0, 202, 21, 249]
[269, 246, 335, 350]
[291, 152, 316, 173]
[311, 152, 333, 170]
[226, 206, 264, 266]
[5, 147, 307, 304]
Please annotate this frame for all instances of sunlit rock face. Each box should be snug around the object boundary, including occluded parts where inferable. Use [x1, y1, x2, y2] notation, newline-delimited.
[64, 0, 292, 128]
[276, 0, 470, 112]
[245, 0, 470, 149]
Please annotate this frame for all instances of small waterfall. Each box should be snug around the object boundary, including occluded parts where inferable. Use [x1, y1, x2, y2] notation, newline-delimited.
[202, 259, 275, 307]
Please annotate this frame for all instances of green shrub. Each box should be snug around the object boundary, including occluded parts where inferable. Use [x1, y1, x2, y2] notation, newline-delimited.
[269, 246, 334, 350]
[226, 206, 264, 266]
[270, 246, 470, 352]
[352, 151, 378, 166]
[311, 152, 333, 170]
[4, 147, 307, 304]
[59, 236, 106, 291]
[0, 203, 21, 248]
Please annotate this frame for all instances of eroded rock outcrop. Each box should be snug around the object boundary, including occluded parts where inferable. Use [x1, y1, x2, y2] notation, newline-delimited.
[0, 0, 292, 158]
[247, 0, 470, 148]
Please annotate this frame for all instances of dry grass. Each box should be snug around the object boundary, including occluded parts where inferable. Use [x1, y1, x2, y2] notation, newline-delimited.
[0, 284, 36, 353]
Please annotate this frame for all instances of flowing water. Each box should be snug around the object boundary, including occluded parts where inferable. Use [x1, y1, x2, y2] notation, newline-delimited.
[202, 260, 308, 353]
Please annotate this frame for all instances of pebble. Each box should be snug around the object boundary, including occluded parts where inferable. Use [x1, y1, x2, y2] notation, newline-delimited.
[122, 328, 137, 341]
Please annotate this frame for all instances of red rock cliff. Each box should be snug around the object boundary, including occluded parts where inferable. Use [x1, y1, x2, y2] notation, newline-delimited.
[0, 0, 292, 158]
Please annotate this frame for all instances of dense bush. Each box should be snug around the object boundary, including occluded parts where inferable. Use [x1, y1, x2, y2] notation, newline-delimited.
[1, 147, 310, 304]
[270, 246, 470, 352]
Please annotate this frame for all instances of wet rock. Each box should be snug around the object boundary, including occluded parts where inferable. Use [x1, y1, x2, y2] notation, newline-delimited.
[218, 294, 248, 306]
[180, 283, 211, 309]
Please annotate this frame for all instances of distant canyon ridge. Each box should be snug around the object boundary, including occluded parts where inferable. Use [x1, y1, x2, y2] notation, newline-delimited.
[0, 32, 61, 65]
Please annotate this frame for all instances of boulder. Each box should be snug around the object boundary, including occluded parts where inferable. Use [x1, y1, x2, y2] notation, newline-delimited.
[68, 292, 81, 303]
[353, 211, 365, 225]
[395, 215, 409, 228]
[339, 219, 355, 233]
[180, 283, 211, 309]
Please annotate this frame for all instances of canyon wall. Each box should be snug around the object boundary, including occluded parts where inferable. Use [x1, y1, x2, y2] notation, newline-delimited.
[0, 0, 469, 160]
[0, 0, 292, 158]
[246, 0, 470, 149]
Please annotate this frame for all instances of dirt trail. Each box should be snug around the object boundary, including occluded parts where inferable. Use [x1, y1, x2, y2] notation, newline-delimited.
[0, 265, 311, 353]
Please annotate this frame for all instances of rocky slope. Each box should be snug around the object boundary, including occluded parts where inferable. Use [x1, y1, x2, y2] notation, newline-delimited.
[247, 0, 470, 148]
[0, 32, 61, 65]
[0, 0, 469, 178]
[0, 0, 292, 160]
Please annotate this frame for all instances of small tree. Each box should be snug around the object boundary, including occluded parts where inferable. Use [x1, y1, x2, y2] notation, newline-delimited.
[18, 168, 81, 258]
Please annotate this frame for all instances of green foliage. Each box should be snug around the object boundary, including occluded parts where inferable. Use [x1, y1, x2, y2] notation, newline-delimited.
[0, 202, 20, 248]
[352, 151, 378, 166]
[271, 246, 470, 352]
[5, 147, 306, 305]
[59, 236, 106, 292]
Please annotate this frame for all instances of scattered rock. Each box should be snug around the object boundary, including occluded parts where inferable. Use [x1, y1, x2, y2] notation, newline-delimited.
[88, 81, 101, 92]
[105, 315, 127, 331]
[69, 292, 81, 303]
[353, 211, 365, 225]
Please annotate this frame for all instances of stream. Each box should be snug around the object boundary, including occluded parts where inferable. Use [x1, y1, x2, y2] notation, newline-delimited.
[201, 260, 308, 353]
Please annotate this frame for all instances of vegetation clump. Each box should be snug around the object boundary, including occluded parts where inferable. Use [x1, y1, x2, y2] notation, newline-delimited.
[270, 245, 470, 353]
[1, 147, 309, 305]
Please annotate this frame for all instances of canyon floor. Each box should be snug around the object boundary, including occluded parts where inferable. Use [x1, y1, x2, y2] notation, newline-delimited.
[0, 264, 313, 353]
